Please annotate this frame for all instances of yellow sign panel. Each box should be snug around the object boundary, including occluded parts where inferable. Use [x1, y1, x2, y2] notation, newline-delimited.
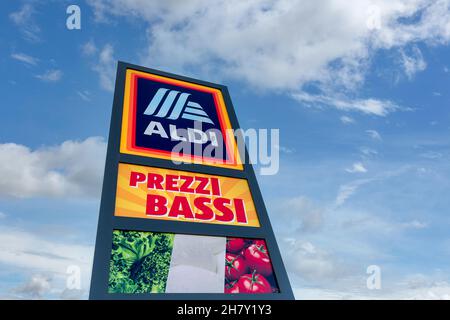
[115, 163, 260, 227]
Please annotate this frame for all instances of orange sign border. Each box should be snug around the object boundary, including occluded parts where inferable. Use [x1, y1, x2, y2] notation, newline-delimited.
[120, 69, 243, 170]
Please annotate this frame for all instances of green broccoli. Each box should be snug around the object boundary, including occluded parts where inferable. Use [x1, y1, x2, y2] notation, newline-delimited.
[108, 230, 174, 294]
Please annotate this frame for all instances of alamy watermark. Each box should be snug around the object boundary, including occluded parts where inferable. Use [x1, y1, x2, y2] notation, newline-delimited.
[165, 121, 280, 175]
[66, 5, 81, 30]
[366, 265, 382, 290]
[66, 265, 81, 290]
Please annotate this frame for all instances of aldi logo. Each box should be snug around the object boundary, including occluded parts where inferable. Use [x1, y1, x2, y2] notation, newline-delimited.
[144, 88, 215, 124]
[120, 69, 242, 170]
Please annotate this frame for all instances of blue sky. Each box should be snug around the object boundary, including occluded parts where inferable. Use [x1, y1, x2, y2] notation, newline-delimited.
[1, 0, 450, 299]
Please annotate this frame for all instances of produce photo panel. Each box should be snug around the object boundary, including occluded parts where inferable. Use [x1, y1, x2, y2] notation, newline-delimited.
[224, 238, 279, 294]
[108, 231, 226, 294]
[108, 230, 175, 294]
[108, 232, 279, 294]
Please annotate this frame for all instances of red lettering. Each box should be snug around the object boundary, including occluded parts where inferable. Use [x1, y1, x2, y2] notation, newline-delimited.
[196, 177, 210, 195]
[234, 198, 247, 223]
[129, 171, 146, 187]
[210, 177, 221, 196]
[194, 197, 214, 220]
[147, 173, 164, 190]
[145, 194, 168, 216]
[166, 174, 179, 192]
[213, 198, 234, 222]
[169, 196, 194, 219]
[179, 175, 195, 193]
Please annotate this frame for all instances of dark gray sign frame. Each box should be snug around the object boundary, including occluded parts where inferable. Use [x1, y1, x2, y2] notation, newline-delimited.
[89, 61, 294, 300]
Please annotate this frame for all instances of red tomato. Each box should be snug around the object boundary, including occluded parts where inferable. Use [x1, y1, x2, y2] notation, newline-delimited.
[253, 240, 267, 248]
[244, 243, 273, 276]
[225, 253, 247, 280]
[237, 271, 272, 294]
[225, 281, 240, 294]
[226, 238, 246, 253]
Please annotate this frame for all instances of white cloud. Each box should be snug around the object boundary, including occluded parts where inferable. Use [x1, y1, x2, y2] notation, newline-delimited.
[12, 274, 52, 299]
[336, 165, 415, 207]
[335, 178, 374, 207]
[0, 137, 106, 198]
[9, 4, 33, 25]
[293, 92, 399, 116]
[0, 212, 6, 219]
[335, 184, 359, 207]
[346, 162, 368, 173]
[366, 129, 382, 140]
[340, 212, 428, 234]
[0, 226, 93, 299]
[35, 69, 63, 82]
[9, 4, 41, 42]
[0, 228, 93, 271]
[270, 161, 446, 299]
[92, 44, 116, 91]
[340, 116, 355, 124]
[274, 144, 295, 155]
[282, 239, 347, 282]
[403, 285, 450, 300]
[271, 160, 445, 299]
[420, 151, 443, 159]
[295, 282, 450, 300]
[360, 147, 378, 157]
[59, 288, 86, 300]
[400, 220, 428, 229]
[400, 46, 427, 79]
[87, 0, 450, 114]
[294, 287, 353, 300]
[76, 90, 92, 102]
[281, 196, 325, 232]
[11, 53, 38, 66]
[0, 227, 92, 273]
[81, 40, 97, 56]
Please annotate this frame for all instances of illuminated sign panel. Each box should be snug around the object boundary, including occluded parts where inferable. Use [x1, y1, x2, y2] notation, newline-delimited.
[115, 163, 259, 227]
[120, 69, 242, 170]
[108, 231, 279, 294]
[90, 62, 293, 300]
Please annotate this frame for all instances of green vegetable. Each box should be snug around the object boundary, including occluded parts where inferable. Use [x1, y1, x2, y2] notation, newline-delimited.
[108, 230, 174, 293]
